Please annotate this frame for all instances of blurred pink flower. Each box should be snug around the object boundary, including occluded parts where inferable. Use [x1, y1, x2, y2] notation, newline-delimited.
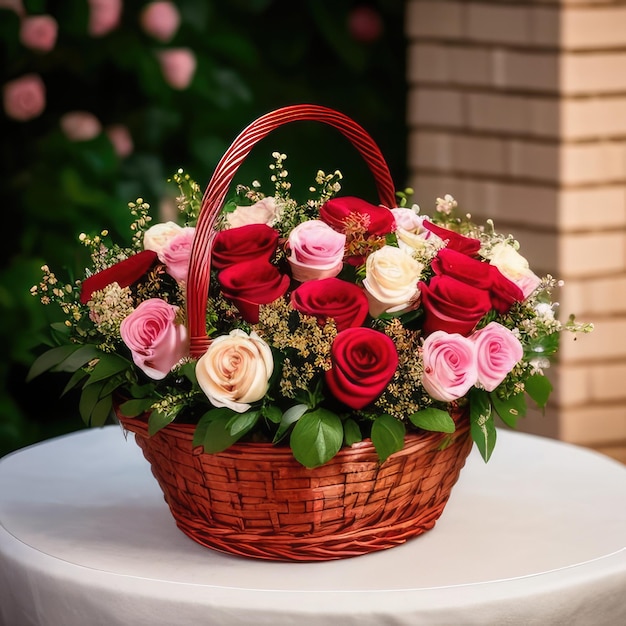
[105, 124, 134, 158]
[157, 48, 196, 90]
[140, 1, 180, 42]
[3, 73, 46, 121]
[347, 6, 383, 43]
[60, 111, 102, 141]
[88, 0, 122, 37]
[0, 0, 24, 16]
[19, 15, 58, 52]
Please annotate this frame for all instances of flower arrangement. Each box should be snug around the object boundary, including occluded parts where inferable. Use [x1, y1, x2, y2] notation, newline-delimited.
[29, 152, 592, 469]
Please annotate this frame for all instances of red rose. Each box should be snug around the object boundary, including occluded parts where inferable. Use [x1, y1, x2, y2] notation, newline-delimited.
[319, 196, 395, 236]
[212, 224, 279, 270]
[432, 248, 523, 314]
[325, 327, 398, 410]
[419, 275, 492, 336]
[218, 259, 290, 324]
[290, 277, 369, 331]
[79, 250, 157, 304]
[422, 221, 481, 256]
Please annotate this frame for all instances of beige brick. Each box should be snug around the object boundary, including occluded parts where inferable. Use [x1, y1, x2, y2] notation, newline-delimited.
[562, 96, 626, 141]
[560, 231, 625, 278]
[466, 3, 531, 45]
[565, 275, 626, 316]
[497, 50, 559, 93]
[590, 363, 626, 403]
[560, 318, 626, 362]
[467, 93, 560, 138]
[408, 87, 465, 128]
[410, 131, 506, 176]
[508, 140, 559, 183]
[562, 52, 626, 95]
[516, 405, 560, 440]
[529, 6, 560, 48]
[561, 142, 626, 186]
[405, 0, 464, 40]
[560, 404, 626, 445]
[552, 364, 592, 407]
[562, 6, 626, 50]
[559, 187, 626, 231]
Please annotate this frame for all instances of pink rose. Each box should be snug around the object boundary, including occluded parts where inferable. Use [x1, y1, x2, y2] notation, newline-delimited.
[225, 197, 279, 228]
[287, 220, 346, 282]
[120, 298, 188, 380]
[471, 322, 523, 392]
[3, 73, 45, 121]
[105, 124, 133, 158]
[140, 1, 180, 42]
[158, 226, 195, 282]
[0, 0, 24, 16]
[391, 208, 440, 252]
[421, 331, 477, 402]
[19, 15, 58, 52]
[88, 0, 122, 37]
[60, 111, 102, 141]
[157, 48, 196, 90]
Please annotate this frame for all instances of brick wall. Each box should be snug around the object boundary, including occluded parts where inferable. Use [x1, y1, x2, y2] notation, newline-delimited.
[406, 0, 626, 462]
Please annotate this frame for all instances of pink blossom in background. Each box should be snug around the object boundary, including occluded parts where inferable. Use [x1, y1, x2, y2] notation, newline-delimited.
[60, 111, 102, 141]
[347, 6, 383, 43]
[3, 73, 46, 121]
[157, 48, 196, 90]
[105, 124, 133, 157]
[140, 1, 180, 42]
[19, 15, 58, 52]
[88, 0, 122, 37]
[0, 0, 24, 16]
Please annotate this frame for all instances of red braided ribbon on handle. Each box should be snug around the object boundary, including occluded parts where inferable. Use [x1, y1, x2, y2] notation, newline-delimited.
[187, 104, 397, 357]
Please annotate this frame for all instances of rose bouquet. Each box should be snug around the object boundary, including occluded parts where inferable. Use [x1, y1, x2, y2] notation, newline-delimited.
[29, 153, 591, 469]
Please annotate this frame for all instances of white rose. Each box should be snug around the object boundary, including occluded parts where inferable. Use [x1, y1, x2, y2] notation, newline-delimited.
[488, 242, 541, 298]
[225, 197, 280, 228]
[143, 221, 183, 256]
[362, 245, 423, 317]
[195, 329, 273, 413]
[391, 207, 441, 253]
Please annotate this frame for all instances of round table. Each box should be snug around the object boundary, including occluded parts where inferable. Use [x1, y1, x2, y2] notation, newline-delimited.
[0, 426, 624, 626]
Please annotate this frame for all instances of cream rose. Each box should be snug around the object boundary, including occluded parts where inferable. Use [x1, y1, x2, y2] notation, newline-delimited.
[196, 329, 273, 413]
[391, 207, 441, 253]
[487, 242, 541, 298]
[143, 221, 183, 256]
[225, 197, 280, 228]
[362, 245, 423, 316]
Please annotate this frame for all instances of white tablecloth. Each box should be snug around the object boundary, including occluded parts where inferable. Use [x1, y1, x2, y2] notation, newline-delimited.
[0, 426, 625, 626]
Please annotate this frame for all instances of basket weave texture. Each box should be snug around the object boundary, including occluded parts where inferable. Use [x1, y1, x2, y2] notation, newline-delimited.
[118, 411, 473, 562]
[118, 105, 475, 561]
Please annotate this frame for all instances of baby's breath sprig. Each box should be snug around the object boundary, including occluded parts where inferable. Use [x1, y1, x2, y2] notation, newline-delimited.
[169, 168, 202, 225]
[269, 152, 291, 198]
[128, 198, 152, 251]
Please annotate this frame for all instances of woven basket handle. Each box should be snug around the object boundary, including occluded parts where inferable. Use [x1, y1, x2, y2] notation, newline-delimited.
[187, 104, 396, 357]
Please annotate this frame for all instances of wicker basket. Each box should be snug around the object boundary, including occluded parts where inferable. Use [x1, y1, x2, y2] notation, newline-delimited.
[118, 105, 475, 561]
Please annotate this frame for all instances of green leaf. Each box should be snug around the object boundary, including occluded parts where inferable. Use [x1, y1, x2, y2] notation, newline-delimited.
[178, 361, 198, 385]
[226, 410, 260, 437]
[90, 395, 113, 427]
[148, 409, 178, 436]
[290, 409, 343, 468]
[371, 414, 406, 464]
[26, 345, 84, 381]
[273, 403, 308, 442]
[343, 418, 362, 446]
[78, 381, 105, 426]
[262, 404, 282, 424]
[86, 353, 131, 384]
[53, 345, 102, 373]
[118, 398, 154, 418]
[491, 391, 527, 429]
[194, 408, 241, 453]
[61, 368, 89, 397]
[469, 388, 496, 463]
[525, 374, 553, 409]
[409, 408, 456, 433]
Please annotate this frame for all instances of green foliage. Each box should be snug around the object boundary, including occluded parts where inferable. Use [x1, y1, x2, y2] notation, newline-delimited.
[409, 408, 456, 433]
[3, 0, 407, 456]
[371, 413, 406, 464]
[469, 388, 497, 463]
[290, 409, 343, 468]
